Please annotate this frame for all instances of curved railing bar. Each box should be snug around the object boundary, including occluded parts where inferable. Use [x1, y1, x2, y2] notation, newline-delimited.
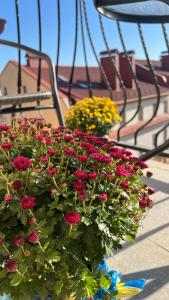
[154, 23, 169, 147]
[154, 122, 169, 147]
[67, 0, 79, 101]
[162, 23, 169, 53]
[134, 23, 161, 143]
[56, 0, 61, 78]
[139, 139, 169, 161]
[15, 0, 22, 95]
[0, 39, 65, 125]
[79, 0, 93, 97]
[37, 0, 42, 94]
[82, 0, 113, 99]
[116, 21, 142, 142]
[99, 14, 127, 116]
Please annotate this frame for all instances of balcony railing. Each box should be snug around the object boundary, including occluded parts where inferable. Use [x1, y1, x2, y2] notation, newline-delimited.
[0, 0, 169, 161]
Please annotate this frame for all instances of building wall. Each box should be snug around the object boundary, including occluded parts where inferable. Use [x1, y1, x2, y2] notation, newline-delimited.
[0, 62, 69, 126]
[121, 121, 169, 148]
[118, 95, 169, 126]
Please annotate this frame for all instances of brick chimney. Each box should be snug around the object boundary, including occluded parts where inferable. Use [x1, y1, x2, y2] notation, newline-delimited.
[161, 51, 169, 71]
[100, 49, 120, 90]
[0, 19, 6, 34]
[119, 51, 135, 89]
[25, 52, 48, 68]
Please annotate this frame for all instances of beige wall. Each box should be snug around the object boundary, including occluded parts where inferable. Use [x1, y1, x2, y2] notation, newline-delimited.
[0, 62, 69, 126]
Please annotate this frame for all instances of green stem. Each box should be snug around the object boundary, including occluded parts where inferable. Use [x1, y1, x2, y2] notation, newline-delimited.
[3, 244, 11, 256]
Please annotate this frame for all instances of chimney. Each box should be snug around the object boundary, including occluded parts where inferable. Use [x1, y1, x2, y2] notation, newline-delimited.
[0, 19, 6, 34]
[25, 52, 48, 68]
[119, 51, 135, 89]
[100, 49, 120, 90]
[161, 51, 169, 71]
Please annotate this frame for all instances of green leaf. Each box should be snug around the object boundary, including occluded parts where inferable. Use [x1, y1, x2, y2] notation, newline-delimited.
[100, 275, 110, 289]
[10, 273, 23, 286]
[0, 270, 6, 279]
[125, 234, 136, 243]
[46, 251, 60, 263]
[53, 280, 63, 295]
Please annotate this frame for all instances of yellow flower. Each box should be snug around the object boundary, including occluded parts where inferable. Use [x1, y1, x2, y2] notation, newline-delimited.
[65, 96, 122, 133]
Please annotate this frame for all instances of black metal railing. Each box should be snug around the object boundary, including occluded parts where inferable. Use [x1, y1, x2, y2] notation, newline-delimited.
[0, 0, 168, 160]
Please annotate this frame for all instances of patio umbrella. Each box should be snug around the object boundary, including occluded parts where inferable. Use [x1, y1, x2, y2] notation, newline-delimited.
[94, 0, 169, 23]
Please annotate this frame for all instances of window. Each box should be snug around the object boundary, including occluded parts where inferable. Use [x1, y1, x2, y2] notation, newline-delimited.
[23, 86, 27, 93]
[77, 81, 92, 89]
[77, 82, 89, 89]
[58, 75, 69, 83]
[3, 87, 7, 96]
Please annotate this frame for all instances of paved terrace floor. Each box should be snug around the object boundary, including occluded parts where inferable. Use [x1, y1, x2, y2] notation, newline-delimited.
[108, 160, 169, 300]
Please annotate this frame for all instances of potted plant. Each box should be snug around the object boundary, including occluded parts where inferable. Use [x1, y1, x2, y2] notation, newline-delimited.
[65, 96, 122, 136]
[0, 118, 154, 299]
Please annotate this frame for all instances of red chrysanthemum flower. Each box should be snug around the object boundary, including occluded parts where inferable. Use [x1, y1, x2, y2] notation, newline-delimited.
[44, 137, 52, 144]
[0, 238, 4, 246]
[148, 187, 156, 195]
[13, 235, 24, 247]
[47, 149, 57, 156]
[78, 191, 87, 201]
[91, 153, 112, 164]
[64, 211, 81, 225]
[74, 170, 88, 180]
[0, 124, 10, 131]
[64, 147, 76, 156]
[28, 217, 37, 225]
[2, 142, 13, 150]
[64, 135, 74, 141]
[146, 171, 153, 178]
[115, 165, 131, 177]
[35, 134, 44, 142]
[139, 198, 153, 208]
[28, 231, 39, 244]
[87, 172, 97, 180]
[12, 156, 32, 171]
[98, 194, 108, 201]
[76, 155, 88, 163]
[12, 180, 22, 191]
[5, 260, 17, 272]
[47, 167, 57, 176]
[21, 195, 36, 210]
[40, 156, 48, 164]
[4, 194, 13, 202]
[136, 161, 149, 169]
[120, 181, 130, 189]
[72, 181, 86, 191]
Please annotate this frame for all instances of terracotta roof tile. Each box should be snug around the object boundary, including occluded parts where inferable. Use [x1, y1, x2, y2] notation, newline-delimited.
[10, 62, 169, 104]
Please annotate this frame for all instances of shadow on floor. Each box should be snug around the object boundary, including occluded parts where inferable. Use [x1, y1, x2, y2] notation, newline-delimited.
[143, 177, 169, 194]
[123, 265, 169, 299]
[113, 222, 169, 255]
[154, 196, 169, 206]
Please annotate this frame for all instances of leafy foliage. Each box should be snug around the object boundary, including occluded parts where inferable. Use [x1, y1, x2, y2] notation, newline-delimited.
[0, 118, 153, 299]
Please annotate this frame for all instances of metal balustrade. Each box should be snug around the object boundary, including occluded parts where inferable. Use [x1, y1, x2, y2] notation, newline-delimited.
[0, 0, 169, 160]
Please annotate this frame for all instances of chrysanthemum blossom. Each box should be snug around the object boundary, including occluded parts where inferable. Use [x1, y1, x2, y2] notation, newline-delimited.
[64, 212, 81, 225]
[12, 156, 32, 171]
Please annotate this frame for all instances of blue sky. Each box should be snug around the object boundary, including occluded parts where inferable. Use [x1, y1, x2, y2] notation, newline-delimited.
[0, 0, 169, 71]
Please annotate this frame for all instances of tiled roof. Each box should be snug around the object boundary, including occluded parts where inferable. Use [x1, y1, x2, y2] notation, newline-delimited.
[136, 59, 169, 77]
[10, 62, 169, 104]
[56, 66, 169, 102]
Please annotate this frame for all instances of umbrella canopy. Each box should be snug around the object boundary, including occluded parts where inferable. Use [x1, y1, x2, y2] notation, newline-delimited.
[94, 0, 169, 23]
